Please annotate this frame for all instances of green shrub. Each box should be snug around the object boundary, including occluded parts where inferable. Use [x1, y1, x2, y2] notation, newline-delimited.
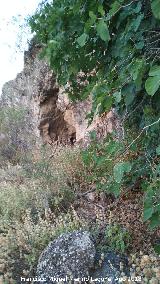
[81, 132, 132, 197]
[104, 223, 131, 253]
[0, 107, 35, 166]
[0, 145, 83, 223]
[0, 181, 52, 222]
[143, 176, 160, 232]
[28, 0, 160, 240]
[94, 223, 131, 254]
[23, 145, 84, 210]
[0, 145, 89, 282]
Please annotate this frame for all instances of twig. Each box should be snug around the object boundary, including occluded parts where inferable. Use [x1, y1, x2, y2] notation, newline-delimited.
[109, 0, 139, 19]
[123, 117, 160, 154]
[145, 38, 160, 46]
[122, 97, 145, 122]
[76, 188, 96, 198]
[144, 152, 156, 173]
[121, 0, 138, 8]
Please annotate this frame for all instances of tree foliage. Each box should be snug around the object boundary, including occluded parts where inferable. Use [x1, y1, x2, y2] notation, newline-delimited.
[28, 0, 160, 243]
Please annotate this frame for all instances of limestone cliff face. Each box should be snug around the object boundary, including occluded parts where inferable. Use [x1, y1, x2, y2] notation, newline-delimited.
[1, 42, 122, 147]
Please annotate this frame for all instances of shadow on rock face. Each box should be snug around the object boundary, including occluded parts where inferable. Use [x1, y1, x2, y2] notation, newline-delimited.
[91, 252, 129, 284]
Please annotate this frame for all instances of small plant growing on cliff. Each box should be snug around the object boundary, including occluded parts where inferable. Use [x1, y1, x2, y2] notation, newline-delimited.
[103, 223, 131, 253]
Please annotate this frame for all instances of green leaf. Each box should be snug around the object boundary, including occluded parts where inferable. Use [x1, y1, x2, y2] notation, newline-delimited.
[145, 65, 160, 96]
[151, 0, 160, 19]
[113, 162, 131, 183]
[96, 156, 106, 166]
[149, 212, 160, 229]
[77, 33, 87, 47]
[134, 2, 142, 13]
[143, 207, 154, 222]
[81, 151, 90, 165]
[113, 91, 121, 103]
[90, 130, 97, 141]
[112, 183, 121, 198]
[89, 11, 97, 23]
[108, 1, 121, 18]
[103, 96, 113, 111]
[145, 76, 160, 96]
[98, 5, 105, 16]
[114, 163, 124, 183]
[135, 41, 144, 50]
[98, 96, 113, 114]
[122, 84, 135, 107]
[146, 188, 154, 199]
[96, 20, 110, 42]
[123, 162, 132, 173]
[133, 14, 144, 32]
[154, 243, 160, 254]
[149, 65, 160, 76]
[156, 145, 160, 155]
[128, 59, 144, 81]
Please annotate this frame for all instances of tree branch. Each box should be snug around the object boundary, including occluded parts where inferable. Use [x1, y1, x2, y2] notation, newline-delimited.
[123, 117, 160, 154]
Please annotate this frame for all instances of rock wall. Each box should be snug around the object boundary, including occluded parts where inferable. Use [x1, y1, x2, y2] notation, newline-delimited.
[1, 41, 122, 148]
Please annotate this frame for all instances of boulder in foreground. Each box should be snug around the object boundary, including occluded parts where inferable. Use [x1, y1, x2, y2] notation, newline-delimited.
[37, 230, 95, 283]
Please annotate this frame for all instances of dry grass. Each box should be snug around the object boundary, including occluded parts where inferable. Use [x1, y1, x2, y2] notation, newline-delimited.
[0, 208, 86, 284]
[0, 145, 89, 283]
[1, 142, 159, 283]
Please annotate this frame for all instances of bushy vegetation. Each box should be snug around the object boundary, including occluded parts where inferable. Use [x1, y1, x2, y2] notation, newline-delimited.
[1, 0, 160, 282]
[0, 209, 84, 283]
[103, 223, 131, 253]
[28, 0, 160, 248]
[0, 145, 88, 283]
[0, 106, 35, 165]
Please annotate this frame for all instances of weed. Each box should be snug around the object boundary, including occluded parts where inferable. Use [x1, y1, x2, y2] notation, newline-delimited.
[103, 223, 131, 253]
[0, 208, 87, 283]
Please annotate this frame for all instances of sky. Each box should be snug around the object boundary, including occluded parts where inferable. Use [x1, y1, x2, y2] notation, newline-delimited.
[0, 0, 42, 95]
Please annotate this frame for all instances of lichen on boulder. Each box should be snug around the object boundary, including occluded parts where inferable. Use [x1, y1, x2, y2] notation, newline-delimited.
[37, 230, 95, 283]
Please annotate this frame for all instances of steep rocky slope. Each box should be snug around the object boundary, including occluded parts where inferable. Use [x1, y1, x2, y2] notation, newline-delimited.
[1, 42, 121, 148]
[0, 41, 160, 284]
